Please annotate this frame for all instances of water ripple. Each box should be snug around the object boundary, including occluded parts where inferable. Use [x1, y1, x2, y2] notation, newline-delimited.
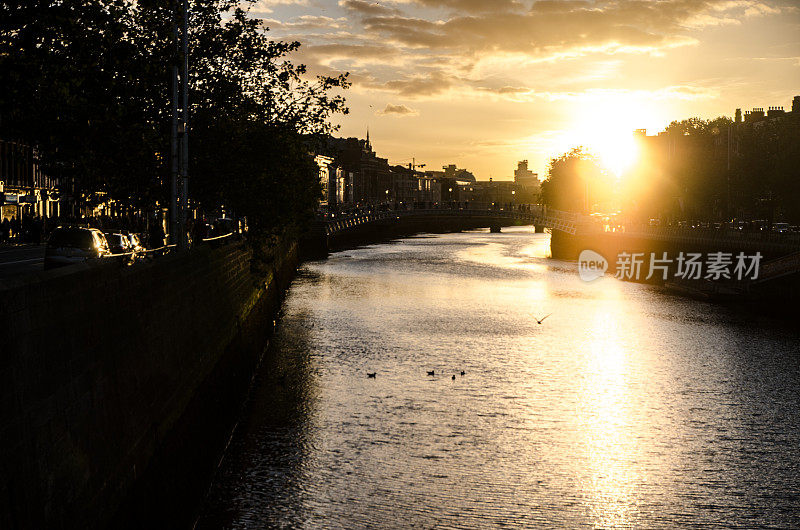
[197, 228, 800, 529]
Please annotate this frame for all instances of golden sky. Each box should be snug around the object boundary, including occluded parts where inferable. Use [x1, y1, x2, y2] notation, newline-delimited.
[251, 0, 800, 180]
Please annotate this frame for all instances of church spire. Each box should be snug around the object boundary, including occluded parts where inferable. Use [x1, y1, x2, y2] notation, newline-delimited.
[366, 127, 371, 151]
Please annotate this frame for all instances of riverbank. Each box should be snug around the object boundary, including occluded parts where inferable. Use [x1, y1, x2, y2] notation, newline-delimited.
[552, 229, 800, 308]
[300, 214, 533, 259]
[1, 238, 299, 529]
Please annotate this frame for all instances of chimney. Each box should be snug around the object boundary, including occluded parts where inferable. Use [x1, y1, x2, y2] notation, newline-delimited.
[767, 106, 785, 118]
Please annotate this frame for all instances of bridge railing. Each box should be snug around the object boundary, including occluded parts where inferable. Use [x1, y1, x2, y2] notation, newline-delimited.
[756, 250, 800, 282]
[320, 204, 588, 236]
[612, 224, 800, 248]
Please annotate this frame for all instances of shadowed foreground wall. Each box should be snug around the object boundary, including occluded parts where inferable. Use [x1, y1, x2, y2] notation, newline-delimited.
[0, 241, 298, 529]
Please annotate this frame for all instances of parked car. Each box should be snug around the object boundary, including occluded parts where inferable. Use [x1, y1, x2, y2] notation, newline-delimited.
[211, 217, 238, 237]
[104, 232, 137, 264]
[44, 227, 111, 270]
[126, 233, 145, 253]
[104, 232, 134, 254]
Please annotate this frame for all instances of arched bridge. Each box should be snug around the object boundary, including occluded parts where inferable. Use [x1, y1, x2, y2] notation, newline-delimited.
[321, 205, 580, 237]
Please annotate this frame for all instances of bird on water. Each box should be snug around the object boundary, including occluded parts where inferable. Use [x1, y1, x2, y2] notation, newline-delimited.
[427, 370, 435, 376]
[367, 372, 376, 378]
[452, 374, 456, 380]
[534, 314, 552, 324]
[460, 371, 465, 376]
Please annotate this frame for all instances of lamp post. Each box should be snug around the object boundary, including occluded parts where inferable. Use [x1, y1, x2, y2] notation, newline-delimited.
[171, 0, 190, 250]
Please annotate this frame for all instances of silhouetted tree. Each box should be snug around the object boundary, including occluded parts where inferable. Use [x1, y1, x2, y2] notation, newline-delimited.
[541, 148, 610, 213]
[0, 0, 349, 233]
[622, 114, 800, 224]
[0, 0, 157, 207]
[183, 2, 348, 236]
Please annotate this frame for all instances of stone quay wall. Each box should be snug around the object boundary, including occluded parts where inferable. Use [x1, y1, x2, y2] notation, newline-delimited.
[0, 240, 298, 529]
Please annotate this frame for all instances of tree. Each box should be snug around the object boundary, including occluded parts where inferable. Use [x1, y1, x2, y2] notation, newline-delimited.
[183, 2, 349, 236]
[0, 0, 159, 206]
[620, 114, 800, 224]
[621, 116, 735, 222]
[541, 148, 611, 213]
[0, 0, 349, 235]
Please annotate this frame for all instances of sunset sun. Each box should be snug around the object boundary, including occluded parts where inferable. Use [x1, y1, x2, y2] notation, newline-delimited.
[566, 95, 659, 177]
[583, 125, 639, 178]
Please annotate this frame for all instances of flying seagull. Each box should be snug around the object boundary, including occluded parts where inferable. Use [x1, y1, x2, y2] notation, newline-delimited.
[534, 314, 552, 325]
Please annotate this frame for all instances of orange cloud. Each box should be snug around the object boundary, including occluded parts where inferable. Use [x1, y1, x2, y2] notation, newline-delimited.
[377, 103, 420, 116]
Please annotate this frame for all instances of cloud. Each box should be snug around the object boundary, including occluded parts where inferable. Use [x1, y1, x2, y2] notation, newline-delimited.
[303, 43, 401, 63]
[377, 103, 420, 116]
[339, 0, 401, 16]
[249, 0, 309, 14]
[261, 0, 791, 102]
[359, 0, 788, 58]
[260, 15, 349, 31]
[743, 2, 782, 16]
[533, 85, 721, 102]
[473, 85, 538, 102]
[381, 71, 454, 97]
[404, 0, 524, 13]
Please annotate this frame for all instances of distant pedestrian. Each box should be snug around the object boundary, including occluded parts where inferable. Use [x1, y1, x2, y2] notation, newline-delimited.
[10, 216, 19, 242]
[191, 218, 207, 244]
[1, 218, 9, 243]
[149, 222, 165, 249]
[31, 216, 43, 244]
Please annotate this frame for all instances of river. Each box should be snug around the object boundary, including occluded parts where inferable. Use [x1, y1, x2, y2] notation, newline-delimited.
[195, 227, 800, 528]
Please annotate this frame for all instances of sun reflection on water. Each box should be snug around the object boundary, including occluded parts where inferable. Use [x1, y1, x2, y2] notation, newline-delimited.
[456, 232, 551, 274]
[578, 306, 640, 528]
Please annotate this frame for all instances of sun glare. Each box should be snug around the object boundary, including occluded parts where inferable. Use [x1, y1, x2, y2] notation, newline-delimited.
[557, 95, 667, 177]
[584, 126, 638, 177]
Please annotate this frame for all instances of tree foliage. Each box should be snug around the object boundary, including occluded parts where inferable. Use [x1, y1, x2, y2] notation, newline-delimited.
[622, 114, 800, 223]
[549, 114, 800, 223]
[541, 147, 611, 213]
[0, 0, 349, 234]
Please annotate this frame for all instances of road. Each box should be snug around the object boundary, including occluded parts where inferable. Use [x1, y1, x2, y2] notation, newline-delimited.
[0, 245, 45, 279]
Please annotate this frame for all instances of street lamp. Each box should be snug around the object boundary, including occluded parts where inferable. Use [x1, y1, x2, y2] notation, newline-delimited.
[171, 0, 190, 250]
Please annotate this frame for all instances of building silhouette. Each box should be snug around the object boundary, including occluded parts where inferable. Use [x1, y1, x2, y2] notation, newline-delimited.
[514, 160, 540, 203]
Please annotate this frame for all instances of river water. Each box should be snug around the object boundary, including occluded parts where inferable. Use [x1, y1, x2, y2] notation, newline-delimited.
[196, 227, 800, 529]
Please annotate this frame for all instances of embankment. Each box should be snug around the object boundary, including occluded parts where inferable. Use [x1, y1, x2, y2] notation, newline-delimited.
[551, 229, 795, 264]
[0, 239, 298, 529]
[302, 214, 529, 258]
[551, 229, 800, 305]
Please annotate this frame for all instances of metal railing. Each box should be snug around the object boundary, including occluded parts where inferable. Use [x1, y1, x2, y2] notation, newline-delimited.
[608, 224, 800, 248]
[320, 205, 582, 236]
